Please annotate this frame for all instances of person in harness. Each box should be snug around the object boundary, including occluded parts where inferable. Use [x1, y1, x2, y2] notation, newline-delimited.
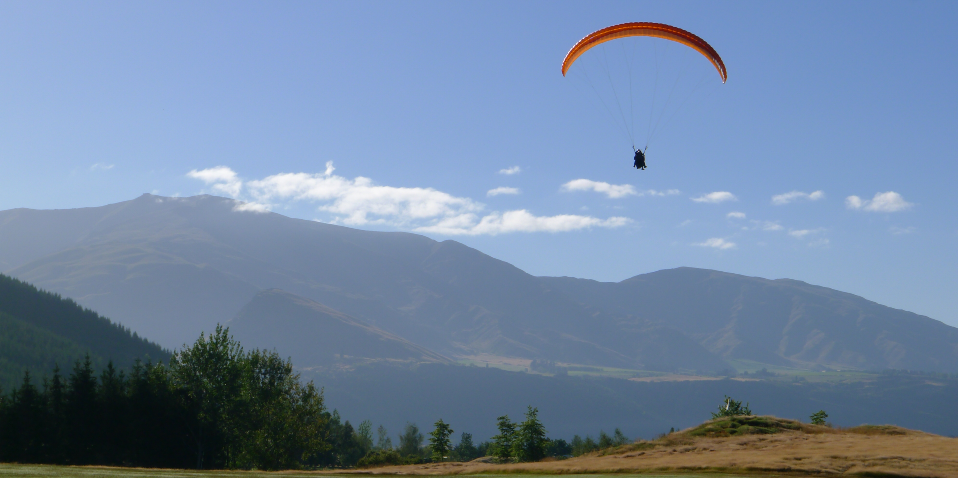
[633, 148, 647, 170]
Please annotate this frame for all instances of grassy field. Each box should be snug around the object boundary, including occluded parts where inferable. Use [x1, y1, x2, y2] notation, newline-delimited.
[7, 417, 956, 477]
[344, 417, 958, 477]
[456, 354, 900, 384]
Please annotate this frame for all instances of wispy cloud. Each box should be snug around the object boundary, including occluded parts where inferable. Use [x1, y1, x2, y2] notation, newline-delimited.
[416, 210, 630, 236]
[560, 179, 679, 199]
[640, 189, 681, 197]
[808, 238, 830, 248]
[772, 190, 824, 205]
[188, 162, 628, 236]
[561, 179, 636, 199]
[749, 220, 783, 231]
[694, 238, 736, 250]
[691, 191, 737, 203]
[788, 228, 825, 238]
[889, 226, 916, 235]
[90, 163, 115, 171]
[498, 166, 521, 175]
[727, 211, 746, 219]
[846, 191, 913, 212]
[232, 201, 270, 213]
[487, 187, 520, 197]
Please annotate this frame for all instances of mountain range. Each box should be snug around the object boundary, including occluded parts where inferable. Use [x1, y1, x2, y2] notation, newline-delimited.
[2, 193, 956, 374]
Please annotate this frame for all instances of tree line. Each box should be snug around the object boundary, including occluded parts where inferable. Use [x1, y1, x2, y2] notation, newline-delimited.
[0, 326, 637, 470]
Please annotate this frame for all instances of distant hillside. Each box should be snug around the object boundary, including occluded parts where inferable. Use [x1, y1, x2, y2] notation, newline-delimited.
[227, 289, 450, 368]
[540, 268, 958, 373]
[0, 274, 169, 389]
[2, 194, 957, 374]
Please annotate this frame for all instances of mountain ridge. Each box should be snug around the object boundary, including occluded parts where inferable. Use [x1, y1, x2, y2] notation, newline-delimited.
[3, 194, 956, 373]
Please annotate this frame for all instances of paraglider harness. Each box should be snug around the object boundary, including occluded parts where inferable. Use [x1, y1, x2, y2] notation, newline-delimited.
[633, 147, 647, 170]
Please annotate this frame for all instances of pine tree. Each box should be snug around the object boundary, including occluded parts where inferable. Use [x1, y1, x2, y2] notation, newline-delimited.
[66, 355, 98, 464]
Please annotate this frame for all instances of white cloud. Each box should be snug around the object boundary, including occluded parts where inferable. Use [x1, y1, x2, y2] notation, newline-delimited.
[232, 201, 270, 213]
[789, 228, 825, 238]
[808, 238, 830, 248]
[246, 171, 481, 226]
[487, 187, 520, 197]
[727, 211, 746, 219]
[678, 219, 692, 227]
[749, 220, 783, 231]
[90, 162, 115, 171]
[561, 179, 636, 199]
[641, 189, 681, 197]
[691, 191, 737, 203]
[417, 210, 630, 236]
[772, 190, 824, 205]
[498, 166, 521, 175]
[187, 166, 243, 197]
[846, 191, 913, 212]
[694, 238, 736, 250]
[188, 162, 627, 235]
[889, 226, 916, 235]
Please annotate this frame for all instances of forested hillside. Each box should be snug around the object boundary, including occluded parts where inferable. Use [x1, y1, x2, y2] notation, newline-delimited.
[0, 274, 169, 389]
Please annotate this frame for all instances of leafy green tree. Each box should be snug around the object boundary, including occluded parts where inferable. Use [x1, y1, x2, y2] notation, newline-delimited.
[357, 448, 404, 468]
[810, 410, 828, 425]
[513, 406, 547, 462]
[355, 420, 374, 456]
[570, 434, 598, 456]
[231, 349, 330, 470]
[598, 430, 613, 449]
[376, 424, 393, 450]
[475, 440, 491, 458]
[612, 428, 630, 446]
[491, 415, 516, 462]
[453, 432, 479, 461]
[711, 395, 752, 419]
[398, 422, 424, 458]
[545, 438, 571, 457]
[428, 419, 453, 462]
[168, 325, 245, 469]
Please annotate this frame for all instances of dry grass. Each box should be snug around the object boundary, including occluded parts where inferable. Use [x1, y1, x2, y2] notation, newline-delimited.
[335, 416, 958, 477]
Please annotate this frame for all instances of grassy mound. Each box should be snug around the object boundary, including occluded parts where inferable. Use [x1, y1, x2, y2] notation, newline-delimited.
[684, 415, 808, 437]
[846, 424, 911, 435]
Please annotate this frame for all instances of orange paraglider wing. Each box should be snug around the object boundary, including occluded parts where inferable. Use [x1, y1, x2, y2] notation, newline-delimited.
[562, 22, 727, 83]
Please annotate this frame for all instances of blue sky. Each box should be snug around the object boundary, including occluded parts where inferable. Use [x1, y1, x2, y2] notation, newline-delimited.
[2, 1, 957, 326]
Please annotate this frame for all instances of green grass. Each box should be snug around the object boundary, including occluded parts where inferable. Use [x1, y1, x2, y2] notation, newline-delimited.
[684, 416, 805, 438]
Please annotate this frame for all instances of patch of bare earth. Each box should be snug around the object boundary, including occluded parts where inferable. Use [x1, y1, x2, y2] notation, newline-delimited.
[336, 417, 958, 477]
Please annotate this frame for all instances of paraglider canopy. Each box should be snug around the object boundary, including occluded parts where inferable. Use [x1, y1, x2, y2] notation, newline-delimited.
[562, 22, 727, 83]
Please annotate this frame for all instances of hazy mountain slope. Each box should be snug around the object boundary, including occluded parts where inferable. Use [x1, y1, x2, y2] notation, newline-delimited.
[227, 289, 450, 368]
[540, 268, 958, 372]
[0, 274, 170, 389]
[1, 194, 725, 371]
[4, 194, 956, 373]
